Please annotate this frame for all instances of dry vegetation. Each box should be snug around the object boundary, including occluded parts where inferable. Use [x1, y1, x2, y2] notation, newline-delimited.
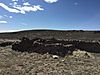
[0, 30, 100, 75]
[0, 46, 100, 75]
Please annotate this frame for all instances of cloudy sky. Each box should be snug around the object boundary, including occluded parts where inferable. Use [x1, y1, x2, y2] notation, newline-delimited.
[0, 0, 100, 32]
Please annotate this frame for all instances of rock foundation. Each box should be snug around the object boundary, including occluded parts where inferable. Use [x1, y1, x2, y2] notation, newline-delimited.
[11, 37, 100, 57]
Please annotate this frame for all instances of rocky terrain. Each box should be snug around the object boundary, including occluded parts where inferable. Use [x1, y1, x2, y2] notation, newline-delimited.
[0, 30, 100, 75]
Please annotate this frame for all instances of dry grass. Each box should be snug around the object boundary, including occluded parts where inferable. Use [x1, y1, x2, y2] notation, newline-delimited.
[0, 46, 100, 75]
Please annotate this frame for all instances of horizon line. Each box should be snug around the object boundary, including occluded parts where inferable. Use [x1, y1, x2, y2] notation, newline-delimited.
[0, 28, 100, 33]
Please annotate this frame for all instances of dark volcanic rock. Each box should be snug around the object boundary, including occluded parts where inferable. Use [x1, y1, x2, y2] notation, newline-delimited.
[12, 37, 75, 57]
[75, 41, 100, 53]
[0, 41, 14, 47]
[12, 37, 100, 57]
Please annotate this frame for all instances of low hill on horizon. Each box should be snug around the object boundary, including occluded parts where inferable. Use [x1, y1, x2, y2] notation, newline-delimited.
[0, 29, 100, 40]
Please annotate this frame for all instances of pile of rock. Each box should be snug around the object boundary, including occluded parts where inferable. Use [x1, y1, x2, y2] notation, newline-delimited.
[12, 37, 100, 57]
[72, 49, 94, 58]
[0, 42, 13, 47]
[12, 37, 75, 57]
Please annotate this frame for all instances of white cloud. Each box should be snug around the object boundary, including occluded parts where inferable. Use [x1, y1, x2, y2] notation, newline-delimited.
[13, 2, 18, 5]
[12, 0, 18, 2]
[9, 16, 13, 18]
[0, 15, 13, 19]
[44, 0, 58, 3]
[0, 3, 44, 14]
[13, 5, 44, 14]
[0, 21, 7, 24]
[0, 0, 58, 14]
[23, 2, 30, 6]
[9, 3, 13, 6]
[0, 3, 21, 13]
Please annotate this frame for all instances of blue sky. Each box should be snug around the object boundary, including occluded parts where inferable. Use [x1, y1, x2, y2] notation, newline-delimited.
[0, 0, 100, 32]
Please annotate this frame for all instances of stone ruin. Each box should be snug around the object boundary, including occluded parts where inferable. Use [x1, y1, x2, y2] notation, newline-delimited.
[0, 37, 100, 57]
[12, 37, 75, 57]
[0, 41, 14, 47]
[11, 37, 100, 57]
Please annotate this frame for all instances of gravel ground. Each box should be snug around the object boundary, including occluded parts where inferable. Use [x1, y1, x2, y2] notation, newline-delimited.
[0, 46, 100, 75]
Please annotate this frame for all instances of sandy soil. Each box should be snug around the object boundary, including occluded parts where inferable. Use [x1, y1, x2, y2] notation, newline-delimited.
[0, 46, 100, 75]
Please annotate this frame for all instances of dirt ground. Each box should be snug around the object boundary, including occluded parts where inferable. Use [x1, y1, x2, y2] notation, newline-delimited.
[0, 46, 100, 75]
[0, 30, 100, 75]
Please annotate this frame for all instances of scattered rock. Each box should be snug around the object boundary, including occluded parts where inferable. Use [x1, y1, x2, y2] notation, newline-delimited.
[0, 42, 14, 47]
[85, 52, 95, 59]
[0, 43, 99, 75]
[11, 37, 100, 57]
[72, 50, 94, 58]
[61, 60, 65, 62]
[12, 37, 75, 57]
[52, 55, 59, 59]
